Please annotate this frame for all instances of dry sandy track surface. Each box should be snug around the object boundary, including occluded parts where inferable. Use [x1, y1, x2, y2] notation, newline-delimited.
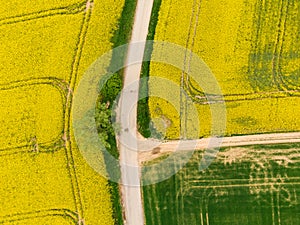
[138, 132, 300, 164]
[117, 0, 154, 225]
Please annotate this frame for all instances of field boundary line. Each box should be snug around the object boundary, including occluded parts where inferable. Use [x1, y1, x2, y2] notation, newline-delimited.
[0, 1, 86, 27]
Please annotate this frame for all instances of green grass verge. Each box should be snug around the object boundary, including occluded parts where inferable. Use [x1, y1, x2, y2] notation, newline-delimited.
[95, 0, 137, 224]
[137, 0, 162, 138]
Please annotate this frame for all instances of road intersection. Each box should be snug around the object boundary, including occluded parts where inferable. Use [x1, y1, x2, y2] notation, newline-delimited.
[117, 1, 300, 224]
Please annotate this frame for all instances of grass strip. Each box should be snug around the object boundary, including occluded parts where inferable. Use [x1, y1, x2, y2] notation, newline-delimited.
[95, 0, 137, 224]
[137, 0, 163, 138]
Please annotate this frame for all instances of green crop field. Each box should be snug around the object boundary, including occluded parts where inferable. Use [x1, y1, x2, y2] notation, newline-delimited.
[142, 144, 300, 225]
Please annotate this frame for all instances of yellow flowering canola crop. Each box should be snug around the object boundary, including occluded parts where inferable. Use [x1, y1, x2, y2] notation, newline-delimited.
[0, 0, 124, 224]
[149, 0, 300, 138]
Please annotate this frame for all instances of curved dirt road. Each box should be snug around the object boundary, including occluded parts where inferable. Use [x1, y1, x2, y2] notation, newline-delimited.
[117, 0, 153, 225]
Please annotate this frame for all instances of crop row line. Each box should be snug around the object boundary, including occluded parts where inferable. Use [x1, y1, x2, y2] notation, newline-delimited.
[0, 208, 78, 224]
[248, 0, 272, 91]
[0, 1, 86, 27]
[185, 177, 300, 186]
[0, 77, 70, 92]
[177, 180, 300, 199]
[179, 0, 201, 139]
[271, 0, 292, 91]
[249, 0, 300, 92]
[62, 1, 93, 221]
[186, 181, 300, 190]
[192, 89, 300, 104]
[0, 136, 65, 157]
[275, 1, 300, 91]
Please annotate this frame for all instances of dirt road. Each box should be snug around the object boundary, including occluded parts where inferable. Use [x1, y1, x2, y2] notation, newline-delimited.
[139, 132, 300, 163]
[117, 0, 154, 225]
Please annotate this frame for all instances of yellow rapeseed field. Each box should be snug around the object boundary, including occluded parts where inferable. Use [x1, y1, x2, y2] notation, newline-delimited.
[0, 83, 64, 150]
[0, 14, 82, 84]
[0, 0, 124, 224]
[0, 0, 84, 19]
[149, 0, 300, 138]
